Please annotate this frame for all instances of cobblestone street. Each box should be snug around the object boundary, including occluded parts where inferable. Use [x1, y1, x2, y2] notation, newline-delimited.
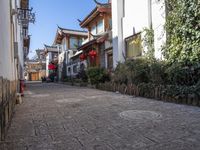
[1, 83, 200, 150]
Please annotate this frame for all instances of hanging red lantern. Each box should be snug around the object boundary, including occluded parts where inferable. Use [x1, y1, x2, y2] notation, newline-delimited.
[48, 64, 56, 70]
[89, 50, 97, 59]
[79, 54, 86, 61]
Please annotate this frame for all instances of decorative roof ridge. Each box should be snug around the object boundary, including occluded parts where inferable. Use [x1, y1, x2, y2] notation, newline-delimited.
[57, 26, 87, 33]
[44, 44, 57, 48]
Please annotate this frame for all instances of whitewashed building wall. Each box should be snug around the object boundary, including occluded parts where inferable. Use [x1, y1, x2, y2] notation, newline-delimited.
[112, 0, 166, 68]
[152, 0, 166, 59]
[0, 0, 17, 81]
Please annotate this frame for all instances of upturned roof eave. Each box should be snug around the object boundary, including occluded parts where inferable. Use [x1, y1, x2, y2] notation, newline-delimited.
[54, 26, 88, 45]
[80, 4, 111, 28]
[53, 28, 63, 45]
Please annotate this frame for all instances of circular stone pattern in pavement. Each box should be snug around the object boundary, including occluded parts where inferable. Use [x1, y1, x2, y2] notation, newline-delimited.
[119, 110, 162, 121]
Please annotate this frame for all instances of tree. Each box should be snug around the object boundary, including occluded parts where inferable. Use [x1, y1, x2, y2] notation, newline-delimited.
[164, 0, 200, 65]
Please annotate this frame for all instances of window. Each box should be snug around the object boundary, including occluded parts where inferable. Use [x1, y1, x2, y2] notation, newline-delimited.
[91, 25, 96, 35]
[97, 20, 104, 34]
[78, 38, 83, 47]
[126, 33, 142, 58]
[23, 27, 28, 37]
[70, 37, 78, 49]
[107, 53, 113, 69]
[62, 38, 68, 50]
[73, 65, 78, 73]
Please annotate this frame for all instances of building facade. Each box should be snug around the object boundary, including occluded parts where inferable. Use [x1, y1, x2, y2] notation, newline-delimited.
[112, 0, 166, 68]
[44, 45, 59, 79]
[25, 49, 46, 81]
[53, 27, 88, 80]
[0, 0, 34, 140]
[78, 0, 113, 70]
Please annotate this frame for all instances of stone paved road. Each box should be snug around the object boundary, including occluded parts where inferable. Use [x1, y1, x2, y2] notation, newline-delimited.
[1, 83, 200, 150]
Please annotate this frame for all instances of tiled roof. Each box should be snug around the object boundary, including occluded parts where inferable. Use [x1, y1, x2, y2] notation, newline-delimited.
[58, 26, 87, 34]
[80, 0, 111, 27]
[54, 26, 88, 45]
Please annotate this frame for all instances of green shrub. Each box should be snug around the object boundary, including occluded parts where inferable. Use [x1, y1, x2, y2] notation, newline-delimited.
[149, 60, 168, 84]
[62, 76, 69, 82]
[126, 59, 150, 84]
[112, 62, 129, 85]
[87, 67, 110, 85]
[77, 69, 88, 83]
[113, 58, 167, 85]
[164, 0, 200, 63]
[166, 62, 200, 86]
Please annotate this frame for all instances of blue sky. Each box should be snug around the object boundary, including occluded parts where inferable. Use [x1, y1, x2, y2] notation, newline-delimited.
[29, 0, 107, 58]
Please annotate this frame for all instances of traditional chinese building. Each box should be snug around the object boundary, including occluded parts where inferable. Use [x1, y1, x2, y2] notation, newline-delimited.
[25, 49, 46, 81]
[53, 26, 88, 80]
[78, 0, 113, 70]
[25, 59, 46, 81]
[44, 44, 59, 79]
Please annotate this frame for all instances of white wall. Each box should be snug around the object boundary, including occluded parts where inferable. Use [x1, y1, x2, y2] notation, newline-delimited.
[112, 0, 124, 68]
[0, 0, 15, 80]
[0, 0, 25, 82]
[15, 0, 24, 79]
[46, 53, 50, 76]
[152, 0, 166, 59]
[112, 0, 166, 68]
[123, 0, 149, 38]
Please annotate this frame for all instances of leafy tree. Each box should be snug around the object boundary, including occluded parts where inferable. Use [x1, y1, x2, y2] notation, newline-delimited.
[164, 0, 200, 64]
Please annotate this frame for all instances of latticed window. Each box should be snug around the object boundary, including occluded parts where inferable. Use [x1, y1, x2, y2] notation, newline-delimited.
[125, 33, 142, 58]
[70, 37, 78, 49]
[97, 20, 104, 34]
[91, 25, 96, 35]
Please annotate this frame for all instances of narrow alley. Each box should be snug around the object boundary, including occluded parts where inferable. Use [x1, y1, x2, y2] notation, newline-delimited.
[0, 83, 200, 150]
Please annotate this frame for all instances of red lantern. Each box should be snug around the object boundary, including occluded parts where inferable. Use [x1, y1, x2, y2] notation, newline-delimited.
[48, 64, 56, 70]
[79, 54, 86, 61]
[89, 50, 97, 59]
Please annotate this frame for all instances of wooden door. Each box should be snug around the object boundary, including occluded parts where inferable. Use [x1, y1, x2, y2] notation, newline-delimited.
[31, 72, 39, 81]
